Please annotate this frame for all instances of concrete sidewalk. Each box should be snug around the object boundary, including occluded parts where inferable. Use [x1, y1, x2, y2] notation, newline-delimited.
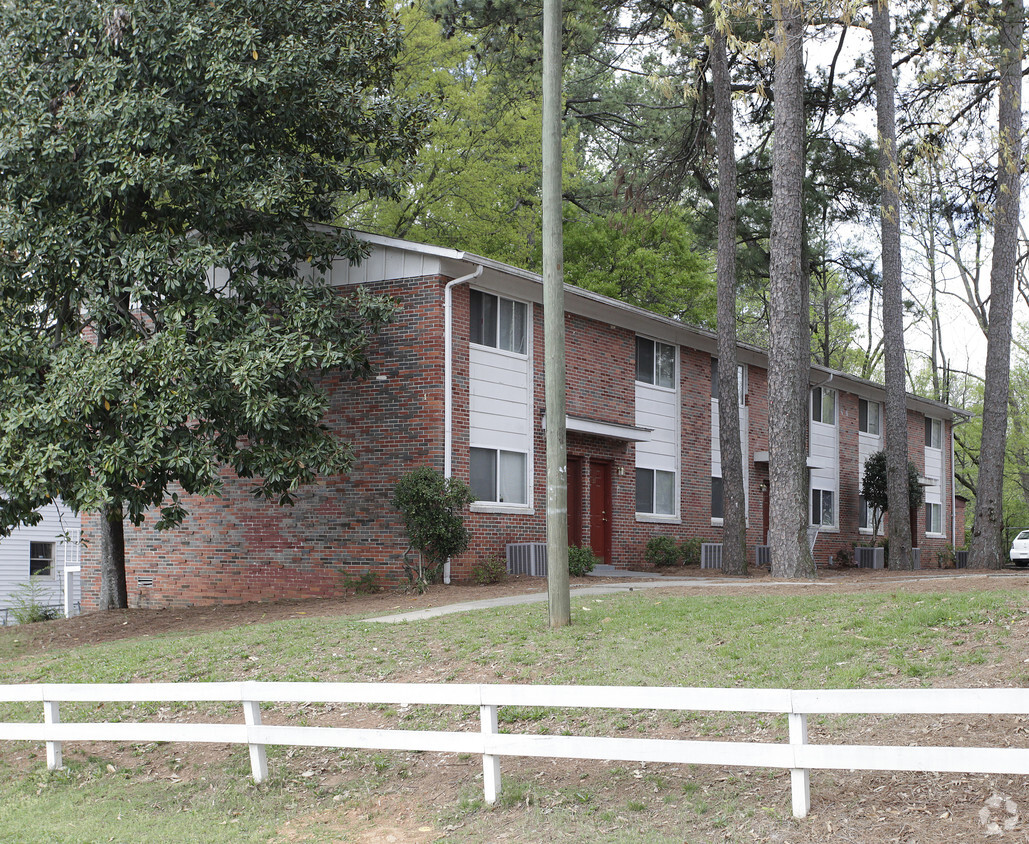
[363, 574, 821, 623]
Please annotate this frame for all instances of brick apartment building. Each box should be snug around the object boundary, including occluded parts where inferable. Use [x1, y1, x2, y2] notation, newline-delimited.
[80, 231, 967, 609]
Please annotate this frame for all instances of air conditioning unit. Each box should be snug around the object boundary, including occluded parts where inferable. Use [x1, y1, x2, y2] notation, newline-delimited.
[912, 548, 921, 570]
[755, 545, 771, 568]
[506, 542, 548, 577]
[700, 543, 723, 570]
[855, 547, 884, 569]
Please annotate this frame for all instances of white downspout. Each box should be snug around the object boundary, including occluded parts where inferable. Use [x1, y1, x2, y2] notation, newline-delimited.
[443, 264, 484, 584]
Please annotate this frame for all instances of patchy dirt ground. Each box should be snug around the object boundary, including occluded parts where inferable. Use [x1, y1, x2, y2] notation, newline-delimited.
[7, 566, 1029, 843]
[17, 564, 1029, 652]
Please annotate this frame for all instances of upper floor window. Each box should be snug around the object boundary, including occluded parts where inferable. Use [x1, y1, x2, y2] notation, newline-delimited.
[925, 417, 943, 450]
[711, 359, 747, 404]
[636, 337, 676, 389]
[811, 386, 836, 425]
[30, 542, 54, 578]
[859, 399, 881, 436]
[470, 289, 527, 355]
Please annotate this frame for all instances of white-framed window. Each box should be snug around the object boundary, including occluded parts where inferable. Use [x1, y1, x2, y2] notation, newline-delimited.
[859, 399, 881, 436]
[811, 387, 836, 425]
[858, 495, 874, 532]
[470, 289, 527, 355]
[925, 417, 943, 450]
[711, 359, 747, 404]
[470, 447, 528, 505]
[811, 488, 835, 527]
[636, 468, 675, 516]
[711, 476, 724, 521]
[30, 541, 55, 578]
[636, 337, 676, 389]
[926, 502, 943, 535]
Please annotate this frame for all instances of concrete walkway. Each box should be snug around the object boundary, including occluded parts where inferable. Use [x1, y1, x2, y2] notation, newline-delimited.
[363, 567, 1029, 624]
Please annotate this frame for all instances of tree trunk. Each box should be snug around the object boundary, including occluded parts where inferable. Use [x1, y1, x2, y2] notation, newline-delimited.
[969, 0, 1022, 568]
[98, 501, 128, 610]
[871, 0, 914, 570]
[711, 20, 747, 577]
[768, 0, 813, 579]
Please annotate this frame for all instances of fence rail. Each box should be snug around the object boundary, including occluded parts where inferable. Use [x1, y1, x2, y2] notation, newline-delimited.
[1, 682, 1027, 818]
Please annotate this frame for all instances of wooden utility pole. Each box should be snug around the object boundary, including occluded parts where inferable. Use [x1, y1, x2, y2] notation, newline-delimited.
[542, 0, 570, 627]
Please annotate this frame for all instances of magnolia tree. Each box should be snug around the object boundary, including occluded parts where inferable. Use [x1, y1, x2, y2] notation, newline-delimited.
[0, 0, 429, 608]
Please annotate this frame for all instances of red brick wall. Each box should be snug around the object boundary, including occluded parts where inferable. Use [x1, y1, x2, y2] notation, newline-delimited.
[81, 274, 965, 609]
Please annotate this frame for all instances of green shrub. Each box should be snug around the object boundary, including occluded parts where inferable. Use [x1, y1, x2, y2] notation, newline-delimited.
[10, 581, 61, 624]
[680, 537, 702, 567]
[472, 555, 508, 585]
[392, 467, 475, 591]
[645, 535, 682, 567]
[342, 569, 381, 596]
[568, 545, 600, 577]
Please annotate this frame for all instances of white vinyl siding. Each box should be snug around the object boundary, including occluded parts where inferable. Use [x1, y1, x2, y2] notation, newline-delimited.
[635, 339, 679, 521]
[711, 363, 748, 524]
[924, 417, 945, 536]
[809, 387, 839, 530]
[468, 301, 533, 513]
[0, 501, 79, 612]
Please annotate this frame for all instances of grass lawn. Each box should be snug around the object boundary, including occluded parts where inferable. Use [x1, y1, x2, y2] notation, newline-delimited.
[1, 584, 1028, 842]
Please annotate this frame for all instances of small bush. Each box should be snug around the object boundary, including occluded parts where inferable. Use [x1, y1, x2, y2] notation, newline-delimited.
[342, 570, 382, 597]
[568, 545, 600, 577]
[680, 537, 702, 567]
[10, 581, 61, 625]
[472, 555, 507, 585]
[645, 535, 682, 567]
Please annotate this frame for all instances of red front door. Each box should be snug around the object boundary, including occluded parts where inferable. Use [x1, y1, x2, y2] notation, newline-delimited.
[589, 461, 613, 563]
[567, 456, 583, 547]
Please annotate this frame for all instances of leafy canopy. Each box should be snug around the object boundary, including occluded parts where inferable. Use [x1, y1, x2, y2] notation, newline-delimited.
[0, 0, 429, 536]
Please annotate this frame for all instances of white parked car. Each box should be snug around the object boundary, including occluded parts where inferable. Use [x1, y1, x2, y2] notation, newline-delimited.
[1010, 530, 1029, 566]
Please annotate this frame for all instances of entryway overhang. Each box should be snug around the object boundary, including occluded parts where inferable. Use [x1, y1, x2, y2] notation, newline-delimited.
[542, 412, 652, 443]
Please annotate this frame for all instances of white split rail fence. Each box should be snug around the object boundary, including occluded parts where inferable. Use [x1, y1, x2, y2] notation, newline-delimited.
[1, 682, 1028, 818]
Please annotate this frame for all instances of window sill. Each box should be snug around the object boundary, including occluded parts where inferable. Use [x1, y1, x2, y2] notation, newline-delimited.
[470, 502, 534, 516]
[711, 518, 723, 526]
[636, 513, 681, 525]
[926, 532, 946, 539]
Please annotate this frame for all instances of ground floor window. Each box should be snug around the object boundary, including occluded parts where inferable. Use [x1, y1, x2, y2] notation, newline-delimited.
[811, 488, 835, 528]
[925, 502, 943, 535]
[470, 448, 527, 505]
[30, 542, 54, 577]
[636, 468, 675, 516]
[711, 476, 724, 520]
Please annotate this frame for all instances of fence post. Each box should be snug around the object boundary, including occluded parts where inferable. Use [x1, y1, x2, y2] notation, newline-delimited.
[44, 699, 62, 770]
[480, 703, 501, 804]
[242, 699, 268, 783]
[788, 711, 810, 818]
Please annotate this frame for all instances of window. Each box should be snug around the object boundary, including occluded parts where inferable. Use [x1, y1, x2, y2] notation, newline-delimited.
[858, 495, 874, 531]
[636, 337, 676, 388]
[810, 488, 835, 527]
[859, 399, 881, 436]
[925, 417, 943, 450]
[711, 476, 724, 520]
[811, 387, 836, 425]
[29, 542, 54, 578]
[926, 502, 943, 535]
[469, 290, 527, 354]
[636, 468, 675, 515]
[711, 359, 747, 404]
[470, 448, 527, 504]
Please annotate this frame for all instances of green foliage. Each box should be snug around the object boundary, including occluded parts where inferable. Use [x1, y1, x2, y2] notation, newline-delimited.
[645, 536, 682, 568]
[472, 555, 508, 585]
[680, 537, 702, 567]
[0, 0, 428, 603]
[342, 570, 382, 597]
[559, 210, 716, 326]
[392, 467, 474, 588]
[861, 450, 925, 540]
[567, 545, 600, 577]
[9, 581, 61, 625]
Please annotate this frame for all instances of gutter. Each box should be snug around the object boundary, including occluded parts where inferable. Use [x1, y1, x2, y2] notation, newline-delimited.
[443, 264, 484, 584]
